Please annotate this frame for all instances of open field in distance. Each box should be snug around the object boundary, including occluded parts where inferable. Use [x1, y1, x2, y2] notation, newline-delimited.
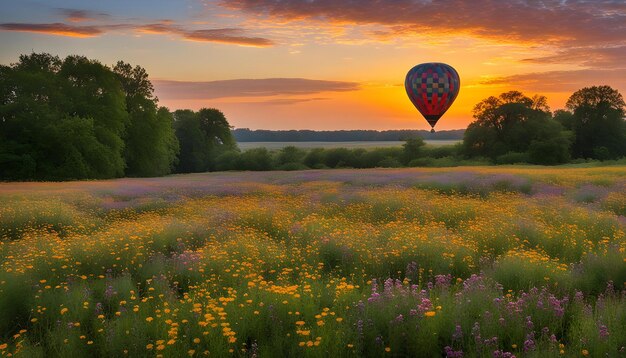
[236, 140, 462, 150]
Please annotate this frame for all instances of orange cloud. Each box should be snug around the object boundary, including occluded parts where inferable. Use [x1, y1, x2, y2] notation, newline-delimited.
[481, 69, 626, 92]
[222, 0, 626, 47]
[523, 45, 626, 68]
[153, 78, 360, 99]
[0, 22, 103, 38]
[56, 8, 111, 23]
[183, 29, 274, 47]
[0, 21, 274, 47]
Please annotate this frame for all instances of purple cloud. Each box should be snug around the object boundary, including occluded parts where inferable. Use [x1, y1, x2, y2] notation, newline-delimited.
[481, 69, 626, 92]
[56, 8, 111, 23]
[221, 0, 626, 46]
[0, 20, 274, 47]
[152, 78, 360, 99]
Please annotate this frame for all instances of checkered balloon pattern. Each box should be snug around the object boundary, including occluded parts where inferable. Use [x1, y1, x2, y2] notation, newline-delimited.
[405, 63, 460, 129]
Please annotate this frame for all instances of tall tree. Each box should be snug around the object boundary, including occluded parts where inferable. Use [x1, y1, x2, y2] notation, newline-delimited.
[559, 85, 626, 159]
[1, 53, 128, 179]
[1, 53, 62, 179]
[113, 61, 179, 176]
[174, 108, 236, 173]
[59, 55, 128, 178]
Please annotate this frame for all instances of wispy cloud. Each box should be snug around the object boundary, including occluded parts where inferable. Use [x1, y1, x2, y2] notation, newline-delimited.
[523, 45, 626, 69]
[138, 23, 274, 46]
[56, 8, 111, 23]
[0, 22, 104, 38]
[152, 78, 360, 99]
[481, 69, 626, 92]
[222, 0, 626, 46]
[237, 97, 330, 105]
[0, 9, 274, 47]
[183, 28, 273, 46]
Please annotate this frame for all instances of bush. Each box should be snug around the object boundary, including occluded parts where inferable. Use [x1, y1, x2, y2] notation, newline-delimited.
[402, 137, 425, 164]
[303, 148, 326, 168]
[495, 152, 529, 164]
[276, 146, 306, 166]
[238, 148, 274, 171]
[528, 136, 571, 165]
[421, 144, 460, 159]
[214, 150, 241, 171]
[361, 148, 403, 168]
[324, 148, 355, 168]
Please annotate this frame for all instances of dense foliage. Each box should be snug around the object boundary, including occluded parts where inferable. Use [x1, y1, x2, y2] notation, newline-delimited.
[173, 108, 237, 173]
[113, 62, 179, 177]
[0, 53, 178, 180]
[558, 86, 626, 160]
[463, 88, 626, 164]
[1, 167, 625, 357]
[462, 91, 571, 165]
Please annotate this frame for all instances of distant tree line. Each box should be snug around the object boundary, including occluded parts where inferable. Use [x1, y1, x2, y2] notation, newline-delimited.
[1, 53, 625, 181]
[232, 128, 465, 141]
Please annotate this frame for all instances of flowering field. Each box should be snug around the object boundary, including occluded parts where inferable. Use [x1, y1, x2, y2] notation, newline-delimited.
[1, 166, 625, 357]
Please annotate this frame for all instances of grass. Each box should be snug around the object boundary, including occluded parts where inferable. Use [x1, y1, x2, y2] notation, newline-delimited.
[236, 140, 462, 150]
[0, 166, 625, 357]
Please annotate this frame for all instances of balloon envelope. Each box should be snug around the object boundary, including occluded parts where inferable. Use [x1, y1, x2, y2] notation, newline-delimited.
[405, 63, 460, 130]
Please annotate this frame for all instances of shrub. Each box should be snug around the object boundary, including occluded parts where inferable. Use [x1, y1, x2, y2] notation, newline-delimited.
[495, 152, 529, 164]
[237, 148, 274, 171]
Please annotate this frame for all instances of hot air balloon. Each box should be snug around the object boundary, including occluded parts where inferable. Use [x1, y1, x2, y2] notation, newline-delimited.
[405, 63, 460, 133]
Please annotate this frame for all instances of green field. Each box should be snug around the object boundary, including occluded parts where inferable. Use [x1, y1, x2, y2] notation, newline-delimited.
[1, 166, 625, 357]
[236, 140, 461, 150]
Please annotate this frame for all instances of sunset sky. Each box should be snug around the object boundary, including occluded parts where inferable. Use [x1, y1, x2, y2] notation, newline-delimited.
[1, 0, 625, 130]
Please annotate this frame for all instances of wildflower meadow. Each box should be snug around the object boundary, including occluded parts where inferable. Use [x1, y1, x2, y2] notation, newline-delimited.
[1, 166, 625, 357]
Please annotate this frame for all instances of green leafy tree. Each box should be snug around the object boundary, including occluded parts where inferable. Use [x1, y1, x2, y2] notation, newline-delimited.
[173, 108, 236, 173]
[558, 85, 626, 159]
[402, 137, 425, 164]
[238, 148, 273, 171]
[1, 53, 62, 179]
[59, 55, 128, 178]
[113, 61, 179, 177]
[0, 53, 129, 180]
[303, 148, 327, 169]
[276, 146, 306, 167]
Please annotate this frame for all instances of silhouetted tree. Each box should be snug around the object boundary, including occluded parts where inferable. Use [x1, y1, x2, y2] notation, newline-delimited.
[558, 85, 626, 159]
[402, 137, 425, 164]
[463, 91, 571, 164]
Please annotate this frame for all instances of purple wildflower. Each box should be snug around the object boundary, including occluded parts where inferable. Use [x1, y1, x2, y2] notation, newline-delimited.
[444, 346, 464, 357]
[599, 324, 609, 340]
[452, 324, 463, 341]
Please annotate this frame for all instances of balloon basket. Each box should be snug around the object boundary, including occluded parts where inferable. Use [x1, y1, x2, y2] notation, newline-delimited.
[430, 129, 435, 133]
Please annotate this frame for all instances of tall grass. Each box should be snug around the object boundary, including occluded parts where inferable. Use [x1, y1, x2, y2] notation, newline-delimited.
[0, 166, 625, 356]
